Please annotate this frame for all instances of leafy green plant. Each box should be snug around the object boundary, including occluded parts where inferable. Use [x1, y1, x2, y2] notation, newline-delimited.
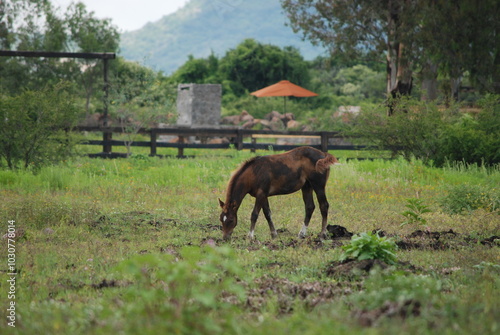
[439, 184, 499, 214]
[340, 231, 398, 265]
[400, 198, 432, 227]
[0, 82, 80, 169]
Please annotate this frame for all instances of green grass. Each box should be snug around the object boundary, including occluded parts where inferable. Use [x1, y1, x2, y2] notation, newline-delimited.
[0, 152, 499, 334]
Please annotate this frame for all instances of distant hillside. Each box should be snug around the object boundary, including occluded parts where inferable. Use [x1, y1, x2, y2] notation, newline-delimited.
[119, 0, 326, 74]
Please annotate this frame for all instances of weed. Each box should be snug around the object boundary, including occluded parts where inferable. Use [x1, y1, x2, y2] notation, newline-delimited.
[400, 198, 432, 227]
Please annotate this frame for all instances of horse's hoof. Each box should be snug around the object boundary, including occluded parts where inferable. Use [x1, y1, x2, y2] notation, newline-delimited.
[318, 233, 328, 240]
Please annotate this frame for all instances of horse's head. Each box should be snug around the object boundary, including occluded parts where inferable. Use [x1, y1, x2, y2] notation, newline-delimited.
[218, 199, 237, 240]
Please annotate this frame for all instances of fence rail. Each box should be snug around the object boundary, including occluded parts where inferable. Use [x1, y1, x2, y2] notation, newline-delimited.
[75, 126, 368, 158]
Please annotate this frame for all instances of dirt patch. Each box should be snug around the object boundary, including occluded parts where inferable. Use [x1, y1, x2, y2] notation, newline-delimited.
[325, 259, 390, 278]
[90, 211, 178, 237]
[479, 235, 500, 246]
[327, 224, 354, 238]
[397, 229, 499, 250]
[246, 277, 351, 313]
[91, 279, 119, 289]
[354, 299, 422, 327]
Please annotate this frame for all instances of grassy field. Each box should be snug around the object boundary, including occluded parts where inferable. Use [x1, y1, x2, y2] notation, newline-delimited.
[1, 149, 499, 334]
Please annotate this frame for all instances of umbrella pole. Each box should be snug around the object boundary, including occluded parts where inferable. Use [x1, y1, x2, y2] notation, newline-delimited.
[284, 96, 286, 113]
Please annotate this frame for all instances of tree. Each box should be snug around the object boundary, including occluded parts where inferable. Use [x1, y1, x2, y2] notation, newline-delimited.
[0, 82, 80, 169]
[110, 58, 176, 156]
[282, 0, 500, 107]
[281, 0, 418, 114]
[171, 54, 219, 84]
[0, 0, 120, 114]
[218, 39, 310, 96]
[170, 39, 311, 98]
[64, 2, 120, 115]
[418, 0, 500, 100]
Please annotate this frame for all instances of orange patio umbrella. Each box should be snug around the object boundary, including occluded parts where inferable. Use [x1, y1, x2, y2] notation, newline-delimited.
[250, 80, 318, 113]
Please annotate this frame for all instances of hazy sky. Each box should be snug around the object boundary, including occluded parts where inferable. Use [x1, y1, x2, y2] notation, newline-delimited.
[50, 0, 190, 32]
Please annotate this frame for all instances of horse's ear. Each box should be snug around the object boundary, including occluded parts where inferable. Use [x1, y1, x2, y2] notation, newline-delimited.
[218, 198, 225, 208]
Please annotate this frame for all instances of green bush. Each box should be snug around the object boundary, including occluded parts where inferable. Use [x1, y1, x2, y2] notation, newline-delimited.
[352, 95, 500, 166]
[340, 232, 398, 265]
[0, 82, 80, 169]
[439, 184, 499, 214]
[438, 95, 500, 166]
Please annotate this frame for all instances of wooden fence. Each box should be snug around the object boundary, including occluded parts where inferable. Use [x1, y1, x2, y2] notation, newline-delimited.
[75, 126, 368, 158]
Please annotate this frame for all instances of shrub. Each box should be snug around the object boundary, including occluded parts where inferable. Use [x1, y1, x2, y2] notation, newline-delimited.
[340, 232, 398, 265]
[0, 82, 80, 169]
[439, 184, 499, 214]
[352, 95, 500, 167]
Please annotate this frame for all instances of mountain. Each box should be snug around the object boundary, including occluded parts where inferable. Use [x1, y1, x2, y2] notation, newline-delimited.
[119, 0, 326, 74]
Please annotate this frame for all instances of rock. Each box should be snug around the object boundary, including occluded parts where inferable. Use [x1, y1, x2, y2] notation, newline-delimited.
[286, 119, 301, 130]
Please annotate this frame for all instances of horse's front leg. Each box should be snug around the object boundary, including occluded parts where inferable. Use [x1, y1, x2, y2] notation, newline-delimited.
[262, 198, 277, 239]
[299, 184, 315, 238]
[248, 198, 263, 240]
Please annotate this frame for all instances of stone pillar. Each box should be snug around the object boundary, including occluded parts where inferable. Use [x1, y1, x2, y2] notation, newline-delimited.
[176, 84, 221, 127]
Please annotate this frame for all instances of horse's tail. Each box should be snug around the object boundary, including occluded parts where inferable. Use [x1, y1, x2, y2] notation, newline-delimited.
[315, 153, 339, 173]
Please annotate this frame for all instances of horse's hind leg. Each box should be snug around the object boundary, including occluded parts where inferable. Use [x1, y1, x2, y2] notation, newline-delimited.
[299, 183, 315, 238]
[314, 186, 330, 239]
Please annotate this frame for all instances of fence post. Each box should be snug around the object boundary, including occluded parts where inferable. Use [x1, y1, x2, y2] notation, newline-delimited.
[236, 129, 243, 150]
[150, 129, 157, 156]
[103, 130, 112, 153]
[320, 132, 328, 152]
[178, 136, 185, 157]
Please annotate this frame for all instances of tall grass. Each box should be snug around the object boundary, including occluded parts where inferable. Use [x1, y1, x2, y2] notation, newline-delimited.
[1, 152, 499, 334]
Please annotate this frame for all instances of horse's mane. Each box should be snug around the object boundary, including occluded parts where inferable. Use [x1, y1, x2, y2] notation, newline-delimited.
[226, 156, 259, 201]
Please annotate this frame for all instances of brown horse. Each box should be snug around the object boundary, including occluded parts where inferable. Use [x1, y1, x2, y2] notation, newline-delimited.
[218, 146, 339, 240]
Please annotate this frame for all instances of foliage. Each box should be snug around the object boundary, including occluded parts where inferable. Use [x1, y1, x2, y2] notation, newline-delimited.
[350, 270, 443, 312]
[281, 0, 500, 102]
[112, 246, 246, 334]
[439, 184, 500, 215]
[0, 0, 120, 96]
[171, 38, 311, 99]
[219, 39, 310, 96]
[340, 232, 398, 265]
[438, 95, 500, 166]
[0, 82, 80, 169]
[110, 58, 176, 155]
[419, 0, 500, 95]
[400, 198, 432, 227]
[351, 97, 453, 163]
[352, 95, 500, 166]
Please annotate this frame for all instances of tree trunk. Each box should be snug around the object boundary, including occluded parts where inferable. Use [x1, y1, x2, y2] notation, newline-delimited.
[420, 60, 438, 101]
[450, 77, 461, 101]
[387, 42, 413, 116]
